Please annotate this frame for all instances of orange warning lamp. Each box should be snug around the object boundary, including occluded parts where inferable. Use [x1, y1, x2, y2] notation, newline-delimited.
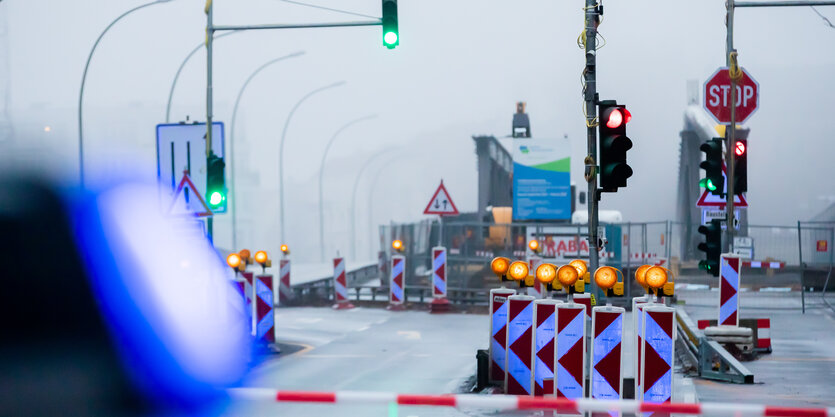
[528, 239, 541, 253]
[239, 249, 251, 265]
[226, 253, 242, 271]
[645, 266, 668, 289]
[635, 264, 651, 288]
[508, 261, 529, 281]
[491, 257, 511, 278]
[557, 264, 579, 287]
[535, 263, 557, 284]
[280, 244, 290, 255]
[594, 266, 619, 289]
[569, 259, 588, 276]
[255, 250, 268, 265]
[392, 239, 404, 253]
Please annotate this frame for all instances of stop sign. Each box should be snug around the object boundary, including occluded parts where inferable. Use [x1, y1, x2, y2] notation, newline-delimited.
[703, 67, 759, 124]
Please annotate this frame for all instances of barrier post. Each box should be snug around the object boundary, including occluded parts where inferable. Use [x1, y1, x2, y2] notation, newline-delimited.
[532, 299, 561, 396]
[719, 254, 741, 326]
[332, 257, 354, 310]
[640, 305, 676, 410]
[505, 294, 535, 395]
[389, 255, 405, 310]
[555, 302, 586, 399]
[489, 288, 517, 384]
[241, 271, 255, 336]
[278, 259, 292, 305]
[573, 293, 592, 319]
[431, 247, 450, 313]
[254, 274, 275, 345]
[632, 295, 652, 395]
[590, 305, 625, 407]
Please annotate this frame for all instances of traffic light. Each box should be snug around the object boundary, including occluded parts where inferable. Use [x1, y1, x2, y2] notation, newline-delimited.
[697, 219, 722, 276]
[381, 0, 399, 49]
[598, 100, 633, 192]
[733, 139, 747, 195]
[699, 138, 724, 196]
[206, 152, 226, 213]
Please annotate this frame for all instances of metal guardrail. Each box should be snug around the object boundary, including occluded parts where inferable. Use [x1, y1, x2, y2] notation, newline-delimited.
[675, 308, 754, 384]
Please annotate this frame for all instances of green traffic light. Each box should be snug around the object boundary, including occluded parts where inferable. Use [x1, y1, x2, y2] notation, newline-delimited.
[384, 31, 398, 46]
[699, 178, 717, 191]
[209, 191, 224, 207]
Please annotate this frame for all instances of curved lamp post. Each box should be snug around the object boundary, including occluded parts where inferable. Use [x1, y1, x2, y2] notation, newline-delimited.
[318, 114, 377, 261]
[350, 148, 400, 260]
[228, 51, 305, 250]
[366, 154, 408, 259]
[78, 0, 174, 188]
[279, 81, 345, 244]
[164, 30, 243, 123]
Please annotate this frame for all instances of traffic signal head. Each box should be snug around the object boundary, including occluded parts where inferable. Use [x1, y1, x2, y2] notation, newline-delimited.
[733, 139, 747, 194]
[697, 219, 722, 276]
[206, 152, 227, 213]
[381, 0, 399, 49]
[598, 100, 633, 192]
[699, 138, 724, 196]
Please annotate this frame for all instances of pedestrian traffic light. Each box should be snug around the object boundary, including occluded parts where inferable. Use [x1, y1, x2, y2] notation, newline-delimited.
[206, 152, 227, 213]
[697, 219, 722, 276]
[381, 0, 399, 49]
[733, 139, 747, 195]
[598, 100, 633, 192]
[699, 138, 724, 196]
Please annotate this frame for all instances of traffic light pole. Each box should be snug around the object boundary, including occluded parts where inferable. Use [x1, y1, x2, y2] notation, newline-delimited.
[203, 0, 384, 247]
[583, 0, 600, 283]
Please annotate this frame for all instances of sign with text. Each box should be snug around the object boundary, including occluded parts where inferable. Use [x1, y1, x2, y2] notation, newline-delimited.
[512, 138, 571, 221]
[704, 67, 759, 124]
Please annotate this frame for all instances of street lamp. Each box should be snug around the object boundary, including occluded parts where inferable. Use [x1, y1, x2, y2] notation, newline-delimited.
[318, 114, 377, 262]
[78, 0, 175, 188]
[229, 51, 305, 250]
[349, 148, 400, 259]
[279, 81, 345, 245]
[164, 30, 243, 123]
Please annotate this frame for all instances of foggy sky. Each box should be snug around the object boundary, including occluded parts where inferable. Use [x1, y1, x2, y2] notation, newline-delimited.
[2, 0, 834, 262]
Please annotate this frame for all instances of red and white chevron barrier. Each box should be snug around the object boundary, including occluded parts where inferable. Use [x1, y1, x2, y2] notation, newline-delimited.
[332, 257, 354, 310]
[278, 259, 292, 304]
[229, 388, 835, 416]
[743, 261, 785, 269]
[720, 254, 741, 326]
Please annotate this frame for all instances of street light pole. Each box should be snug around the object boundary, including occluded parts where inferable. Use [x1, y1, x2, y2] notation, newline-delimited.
[318, 114, 377, 261]
[229, 51, 305, 250]
[367, 155, 407, 259]
[78, 0, 173, 188]
[350, 148, 399, 260]
[279, 81, 345, 245]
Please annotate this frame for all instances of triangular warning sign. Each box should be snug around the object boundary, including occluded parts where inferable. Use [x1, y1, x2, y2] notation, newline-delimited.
[423, 180, 459, 216]
[697, 164, 748, 208]
[168, 170, 213, 217]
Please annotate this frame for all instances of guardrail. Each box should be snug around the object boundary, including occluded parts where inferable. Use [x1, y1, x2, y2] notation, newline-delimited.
[675, 308, 754, 384]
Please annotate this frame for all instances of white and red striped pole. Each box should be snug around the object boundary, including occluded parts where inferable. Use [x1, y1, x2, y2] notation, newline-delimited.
[719, 254, 741, 326]
[278, 259, 292, 305]
[430, 247, 450, 313]
[229, 388, 835, 416]
[388, 255, 406, 310]
[332, 257, 354, 310]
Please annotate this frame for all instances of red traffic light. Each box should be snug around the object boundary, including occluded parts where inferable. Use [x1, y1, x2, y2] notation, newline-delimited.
[734, 140, 746, 156]
[603, 108, 631, 129]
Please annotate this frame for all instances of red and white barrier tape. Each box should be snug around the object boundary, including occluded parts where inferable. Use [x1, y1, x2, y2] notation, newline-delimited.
[229, 388, 835, 416]
[743, 261, 785, 269]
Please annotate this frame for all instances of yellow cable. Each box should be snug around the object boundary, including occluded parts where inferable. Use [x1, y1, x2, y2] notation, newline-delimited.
[205, 0, 212, 14]
[729, 51, 743, 81]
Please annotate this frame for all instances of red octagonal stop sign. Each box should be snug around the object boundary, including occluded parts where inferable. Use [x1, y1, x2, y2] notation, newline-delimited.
[703, 67, 759, 124]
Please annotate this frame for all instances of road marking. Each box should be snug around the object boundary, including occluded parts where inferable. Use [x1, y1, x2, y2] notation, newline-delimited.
[357, 325, 370, 332]
[397, 331, 421, 340]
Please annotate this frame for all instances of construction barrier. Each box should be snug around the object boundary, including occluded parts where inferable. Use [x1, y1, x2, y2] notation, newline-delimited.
[756, 318, 771, 351]
[640, 305, 676, 407]
[432, 247, 447, 298]
[254, 275, 275, 343]
[527, 257, 543, 299]
[390, 255, 405, 308]
[555, 302, 586, 399]
[241, 271, 255, 336]
[278, 259, 292, 304]
[489, 288, 517, 384]
[332, 257, 354, 310]
[574, 293, 592, 319]
[720, 254, 741, 326]
[532, 299, 561, 396]
[505, 295, 535, 395]
[590, 305, 625, 407]
[632, 295, 652, 395]
[229, 387, 835, 416]
[743, 261, 785, 269]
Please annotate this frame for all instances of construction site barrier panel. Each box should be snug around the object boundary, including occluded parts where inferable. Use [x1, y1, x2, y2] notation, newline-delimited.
[279, 259, 292, 304]
[590, 305, 625, 406]
[241, 271, 255, 336]
[432, 247, 447, 298]
[255, 275, 274, 343]
[489, 288, 517, 384]
[555, 302, 586, 399]
[719, 254, 741, 326]
[505, 294, 536, 395]
[532, 299, 562, 396]
[390, 255, 405, 305]
[640, 305, 676, 408]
